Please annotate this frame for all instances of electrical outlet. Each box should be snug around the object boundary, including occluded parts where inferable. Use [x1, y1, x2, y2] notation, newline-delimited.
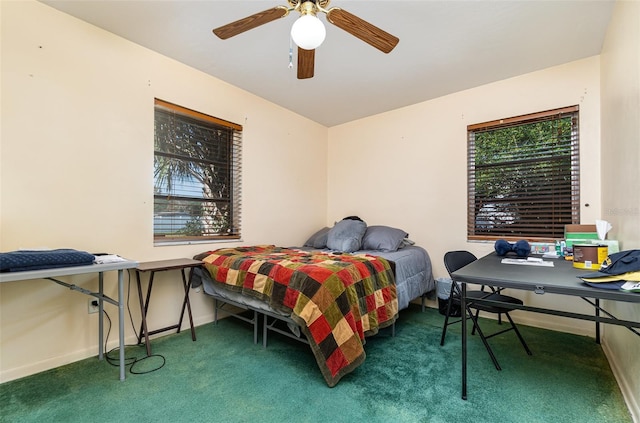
[88, 299, 99, 314]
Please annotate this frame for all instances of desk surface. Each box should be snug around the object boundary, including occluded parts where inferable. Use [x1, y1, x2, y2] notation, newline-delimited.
[0, 259, 138, 283]
[452, 253, 640, 303]
[136, 258, 203, 273]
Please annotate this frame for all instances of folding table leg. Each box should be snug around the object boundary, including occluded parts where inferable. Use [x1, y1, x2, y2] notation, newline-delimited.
[136, 270, 153, 356]
[176, 268, 196, 341]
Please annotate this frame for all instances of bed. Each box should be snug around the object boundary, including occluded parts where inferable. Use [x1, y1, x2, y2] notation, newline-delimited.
[191, 221, 434, 387]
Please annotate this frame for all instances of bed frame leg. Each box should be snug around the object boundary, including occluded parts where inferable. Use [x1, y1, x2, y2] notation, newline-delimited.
[263, 314, 268, 348]
[253, 310, 259, 344]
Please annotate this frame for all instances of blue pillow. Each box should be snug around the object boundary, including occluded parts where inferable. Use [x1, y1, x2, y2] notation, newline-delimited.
[494, 239, 513, 256]
[361, 225, 408, 252]
[303, 227, 330, 248]
[494, 239, 531, 257]
[326, 220, 367, 252]
[513, 240, 531, 257]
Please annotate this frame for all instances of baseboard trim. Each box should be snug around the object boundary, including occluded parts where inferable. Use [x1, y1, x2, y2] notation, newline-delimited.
[602, 341, 639, 423]
[0, 336, 132, 383]
[0, 315, 218, 383]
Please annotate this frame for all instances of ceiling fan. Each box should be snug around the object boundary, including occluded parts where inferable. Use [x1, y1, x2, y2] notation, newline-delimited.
[212, 0, 399, 79]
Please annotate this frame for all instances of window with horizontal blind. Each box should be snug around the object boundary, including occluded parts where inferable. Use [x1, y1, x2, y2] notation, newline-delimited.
[154, 99, 242, 244]
[467, 106, 580, 241]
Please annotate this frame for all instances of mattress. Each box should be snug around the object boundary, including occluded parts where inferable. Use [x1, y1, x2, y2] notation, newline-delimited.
[193, 245, 434, 315]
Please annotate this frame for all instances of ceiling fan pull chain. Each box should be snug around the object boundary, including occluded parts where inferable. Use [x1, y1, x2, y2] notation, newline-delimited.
[288, 36, 294, 69]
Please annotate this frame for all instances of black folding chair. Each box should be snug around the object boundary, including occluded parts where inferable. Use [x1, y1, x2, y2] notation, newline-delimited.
[440, 250, 532, 370]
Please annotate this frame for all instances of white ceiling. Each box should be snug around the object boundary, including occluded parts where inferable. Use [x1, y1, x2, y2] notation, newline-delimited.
[41, 0, 615, 127]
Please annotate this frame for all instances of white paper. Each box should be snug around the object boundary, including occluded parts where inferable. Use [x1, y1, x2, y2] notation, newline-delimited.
[621, 281, 640, 292]
[94, 254, 126, 264]
[501, 258, 554, 267]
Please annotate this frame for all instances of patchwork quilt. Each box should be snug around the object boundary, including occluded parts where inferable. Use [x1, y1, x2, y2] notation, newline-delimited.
[199, 245, 398, 387]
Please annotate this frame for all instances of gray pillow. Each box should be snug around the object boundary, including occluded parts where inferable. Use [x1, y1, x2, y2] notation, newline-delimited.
[361, 225, 409, 252]
[303, 227, 330, 248]
[326, 219, 367, 252]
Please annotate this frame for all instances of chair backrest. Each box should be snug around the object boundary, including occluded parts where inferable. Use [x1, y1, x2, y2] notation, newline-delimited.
[444, 250, 478, 277]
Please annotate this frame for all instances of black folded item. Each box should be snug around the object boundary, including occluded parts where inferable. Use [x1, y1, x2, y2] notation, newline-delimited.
[438, 297, 461, 317]
[0, 249, 95, 272]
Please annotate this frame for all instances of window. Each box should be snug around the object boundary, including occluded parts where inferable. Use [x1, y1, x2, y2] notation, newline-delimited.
[153, 99, 242, 244]
[467, 106, 579, 241]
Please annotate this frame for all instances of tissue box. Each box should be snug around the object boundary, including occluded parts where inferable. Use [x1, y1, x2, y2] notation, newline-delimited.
[588, 239, 619, 254]
[564, 224, 599, 249]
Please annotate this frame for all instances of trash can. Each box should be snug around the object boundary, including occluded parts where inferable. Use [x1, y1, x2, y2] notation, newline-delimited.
[436, 277, 461, 317]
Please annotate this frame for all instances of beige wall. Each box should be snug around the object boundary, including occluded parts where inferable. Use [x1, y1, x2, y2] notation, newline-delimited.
[328, 56, 603, 334]
[324, 1, 640, 416]
[600, 0, 640, 419]
[1, 2, 639, 417]
[0, 1, 327, 381]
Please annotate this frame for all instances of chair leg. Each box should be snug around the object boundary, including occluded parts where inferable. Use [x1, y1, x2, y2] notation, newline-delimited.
[495, 289, 505, 325]
[466, 306, 502, 371]
[505, 313, 532, 355]
[441, 298, 503, 371]
[440, 296, 454, 346]
[471, 309, 481, 335]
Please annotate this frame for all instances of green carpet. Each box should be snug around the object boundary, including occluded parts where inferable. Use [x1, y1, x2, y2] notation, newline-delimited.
[0, 306, 632, 423]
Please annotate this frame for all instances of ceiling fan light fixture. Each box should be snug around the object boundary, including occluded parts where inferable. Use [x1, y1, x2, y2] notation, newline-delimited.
[291, 14, 326, 50]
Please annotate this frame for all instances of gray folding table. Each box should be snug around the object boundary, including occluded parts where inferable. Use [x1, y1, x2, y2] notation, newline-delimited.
[0, 259, 138, 381]
[452, 252, 640, 400]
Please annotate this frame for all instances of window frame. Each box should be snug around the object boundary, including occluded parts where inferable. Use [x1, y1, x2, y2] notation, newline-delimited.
[467, 105, 580, 242]
[153, 98, 242, 245]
